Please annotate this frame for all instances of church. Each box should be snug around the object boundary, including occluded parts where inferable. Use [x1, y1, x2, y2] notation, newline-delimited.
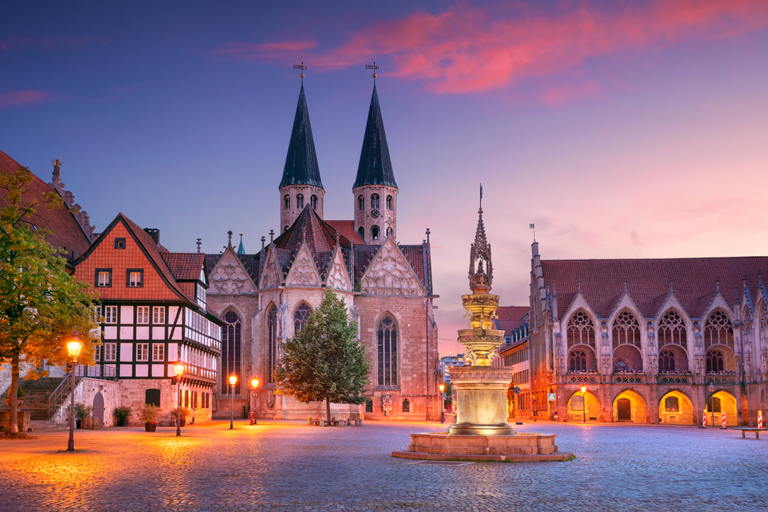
[204, 82, 441, 421]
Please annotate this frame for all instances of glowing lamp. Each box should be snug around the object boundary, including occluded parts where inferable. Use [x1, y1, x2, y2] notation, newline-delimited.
[173, 362, 185, 377]
[251, 378, 259, 389]
[229, 374, 238, 386]
[439, 384, 445, 393]
[580, 386, 586, 394]
[66, 338, 83, 361]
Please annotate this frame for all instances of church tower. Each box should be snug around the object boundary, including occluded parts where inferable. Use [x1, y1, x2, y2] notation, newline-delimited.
[353, 84, 398, 245]
[280, 83, 324, 232]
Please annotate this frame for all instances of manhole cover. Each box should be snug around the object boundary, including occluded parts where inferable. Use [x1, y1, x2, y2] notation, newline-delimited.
[409, 460, 473, 466]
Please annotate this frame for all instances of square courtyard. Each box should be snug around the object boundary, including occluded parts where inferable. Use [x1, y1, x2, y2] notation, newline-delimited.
[0, 420, 765, 511]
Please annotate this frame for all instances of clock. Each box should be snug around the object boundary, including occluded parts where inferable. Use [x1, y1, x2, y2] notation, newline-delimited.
[371, 209, 380, 218]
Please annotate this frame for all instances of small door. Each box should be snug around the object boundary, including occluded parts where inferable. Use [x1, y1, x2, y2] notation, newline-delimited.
[617, 398, 631, 421]
[93, 392, 105, 428]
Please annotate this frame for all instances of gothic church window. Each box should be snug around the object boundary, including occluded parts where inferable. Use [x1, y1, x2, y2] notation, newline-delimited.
[386, 195, 392, 210]
[372, 226, 380, 241]
[311, 195, 318, 210]
[704, 310, 734, 349]
[378, 315, 398, 386]
[612, 310, 641, 350]
[268, 306, 278, 384]
[221, 311, 241, 395]
[297, 194, 304, 209]
[569, 349, 587, 372]
[284, 195, 290, 210]
[402, 398, 410, 413]
[358, 195, 364, 211]
[706, 396, 721, 413]
[658, 310, 687, 351]
[358, 227, 364, 240]
[567, 311, 595, 349]
[294, 303, 311, 333]
[371, 194, 380, 209]
[706, 350, 724, 373]
[659, 350, 676, 372]
[386, 227, 393, 239]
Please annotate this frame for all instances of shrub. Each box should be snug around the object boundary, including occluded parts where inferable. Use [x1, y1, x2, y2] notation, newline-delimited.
[171, 407, 192, 421]
[74, 403, 93, 420]
[112, 406, 131, 424]
[139, 404, 161, 424]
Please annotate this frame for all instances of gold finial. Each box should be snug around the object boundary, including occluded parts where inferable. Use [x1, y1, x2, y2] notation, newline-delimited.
[366, 61, 379, 79]
[293, 62, 307, 80]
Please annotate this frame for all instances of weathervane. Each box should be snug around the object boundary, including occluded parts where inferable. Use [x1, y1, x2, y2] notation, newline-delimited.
[293, 62, 307, 81]
[365, 61, 379, 80]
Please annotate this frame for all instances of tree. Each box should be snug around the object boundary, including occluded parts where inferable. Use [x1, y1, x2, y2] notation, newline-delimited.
[0, 167, 100, 434]
[274, 290, 370, 422]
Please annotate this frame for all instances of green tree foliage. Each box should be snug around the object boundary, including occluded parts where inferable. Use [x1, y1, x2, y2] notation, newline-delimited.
[274, 290, 370, 422]
[0, 167, 100, 434]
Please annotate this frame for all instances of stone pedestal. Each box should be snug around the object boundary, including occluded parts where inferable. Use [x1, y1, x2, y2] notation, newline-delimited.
[449, 366, 514, 436]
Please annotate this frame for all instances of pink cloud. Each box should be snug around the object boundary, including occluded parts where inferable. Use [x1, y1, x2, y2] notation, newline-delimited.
[0, 90, 51, 108]
[226, 1, 768, 94]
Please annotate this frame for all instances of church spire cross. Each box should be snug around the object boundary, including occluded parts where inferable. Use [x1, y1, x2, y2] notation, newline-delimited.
[366, 61, 379, 80]
[293, 62, 307, 81]
[269, 229, 275, 244]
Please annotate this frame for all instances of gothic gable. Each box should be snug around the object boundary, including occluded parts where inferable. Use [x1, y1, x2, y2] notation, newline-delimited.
[325, 246, 352, 291]
[209, 247, 257, 295]
[285, 243, 321, 288]
[259, 245, 282, 290]
[360, 238, 424, 297]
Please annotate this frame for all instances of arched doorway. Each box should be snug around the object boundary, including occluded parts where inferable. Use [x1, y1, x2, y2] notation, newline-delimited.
[612, 390, 647, 423]
[706, 390, 738, 427]
[567, 390, 600, 422]
[659, 390, 694, 424]
[93, 392, 105, 428]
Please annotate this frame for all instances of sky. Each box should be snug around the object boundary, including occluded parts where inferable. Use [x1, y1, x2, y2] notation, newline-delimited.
[2, 0, 768, 357]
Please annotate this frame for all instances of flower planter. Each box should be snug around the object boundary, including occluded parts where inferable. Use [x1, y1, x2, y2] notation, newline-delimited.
[180, 419, 186, 427]
[144, 422, 157, 432]
[116, 418, 128, 427]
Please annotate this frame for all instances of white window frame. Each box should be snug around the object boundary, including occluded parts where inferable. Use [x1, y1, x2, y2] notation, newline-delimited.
[98, 271, 111, 287]
[104, 343, 117, 362]
[153, 306, 165, 324]
[152, 343, 165, 362]
[104, 306, 118, 324]
[137, 306, 150, 324]
[94, 344, 102, 362]
[129, 271, 142, 287]
[136, 343, 149, 362]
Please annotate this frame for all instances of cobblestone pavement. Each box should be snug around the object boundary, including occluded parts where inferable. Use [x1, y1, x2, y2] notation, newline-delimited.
[1, 420, 766, 511]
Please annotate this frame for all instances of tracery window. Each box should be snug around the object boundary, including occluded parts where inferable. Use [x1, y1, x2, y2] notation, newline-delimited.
[386, 195, 392, 210]
[613, 360, 628, 372]
[358, 195, 364, 211]
[294, 303, 311, 333]
[706, 396, 721, 413]
[371, 194, 380, 209]
[659, 350, 676, 372]
[569, 349, 587, 372]
[378, 315, 398, 386]
[706, 350, 724, 373]
[612, 310, 641, 350]
[296, 194, 304, 209]
[658, 310, 687, 351]
[371, 225, 380, 241]
[311, 195, 318, 210]
[268, 305, 278, 384]
[221, 311, 241, 395]
[567, 311, 595, 349]
[665, 397, 679, 412]
[402, 398, 410, 413]
[704, 310, 734, 349]
[284, 195, 290, 210]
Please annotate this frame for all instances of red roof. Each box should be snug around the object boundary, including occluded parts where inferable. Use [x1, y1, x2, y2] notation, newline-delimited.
[162, 253, 205, 281]
[542, 257, 768, 319]
[0, 149, 91, 260]
[325, 220, 365, 245]
[494, 306, 529, 335]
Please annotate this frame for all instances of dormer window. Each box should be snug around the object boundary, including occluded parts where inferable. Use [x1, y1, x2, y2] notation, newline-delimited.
[96, 269, 112, 287]
[371, 225, 380, 240]
[127, 269, 144, 288]
[311, 194, 318, 210]
[371, 194, 380, 209]
[114, 238, 126, 249]
[284, 195, 290, 210]
[358, 195, 364, 211]
[297, 194, 304, 209]
[386, 195, 392, 210]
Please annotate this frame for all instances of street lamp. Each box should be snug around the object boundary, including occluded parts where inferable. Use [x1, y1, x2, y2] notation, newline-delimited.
[708, 381, 715, 429]
[229, 374, 238, 430]
[581, 386, 587, 424]
[439, 384, 445, 424]
[66, 337, 83, 452]
[173, 361, 185, 437]
[250, 379, 259, 425]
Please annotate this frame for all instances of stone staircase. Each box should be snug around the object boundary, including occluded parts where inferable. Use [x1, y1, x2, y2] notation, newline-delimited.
[0, 378, 66, 420]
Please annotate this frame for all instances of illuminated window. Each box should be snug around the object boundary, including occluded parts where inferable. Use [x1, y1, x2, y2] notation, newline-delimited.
[665, 397, 679, 412]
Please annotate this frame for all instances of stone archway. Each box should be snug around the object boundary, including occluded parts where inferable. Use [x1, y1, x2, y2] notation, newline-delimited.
[706, 390, 738, 427]
[659, 390, 694, 425]
[93, 392, 105, 428]
[612, 390, 647, 423]
[567, 390, 600, 422]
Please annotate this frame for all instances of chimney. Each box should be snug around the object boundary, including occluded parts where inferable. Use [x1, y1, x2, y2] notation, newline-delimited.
[144, 228, 160, 245]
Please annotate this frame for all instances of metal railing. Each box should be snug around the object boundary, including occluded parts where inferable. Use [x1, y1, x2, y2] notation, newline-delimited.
[47, 365, 118, 419]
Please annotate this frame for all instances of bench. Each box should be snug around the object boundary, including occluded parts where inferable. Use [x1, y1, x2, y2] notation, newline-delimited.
[308, 417, 321, 426]
[740, 429, 764, 440]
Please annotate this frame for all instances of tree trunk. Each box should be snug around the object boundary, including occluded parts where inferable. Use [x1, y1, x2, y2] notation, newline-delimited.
[326, 399, 331, 425]
[9, 351, 20, 434]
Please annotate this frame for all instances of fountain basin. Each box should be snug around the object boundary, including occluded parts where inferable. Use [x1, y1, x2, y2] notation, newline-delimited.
[392, 432, 573, 462]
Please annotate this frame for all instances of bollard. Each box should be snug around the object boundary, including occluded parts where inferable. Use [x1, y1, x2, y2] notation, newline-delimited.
[759, 410, 763, 429]
[702, 410, 707, 428]
[721, 412, 727, 429]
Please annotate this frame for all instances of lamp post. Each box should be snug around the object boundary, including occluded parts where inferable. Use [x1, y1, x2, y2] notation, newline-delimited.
[581, 386, 587, 424]
[173, 361, 185, 437]
[250, 378, 259, 425]
[229, 374, 238, 430]
[708, 381, 715, 429]
[66, 337, 83, 452]
[439, 384, 445, 424]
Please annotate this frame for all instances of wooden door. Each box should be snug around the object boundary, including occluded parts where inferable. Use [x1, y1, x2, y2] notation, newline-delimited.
[617, 398, 631, 421]
[93, 392, 105, 428]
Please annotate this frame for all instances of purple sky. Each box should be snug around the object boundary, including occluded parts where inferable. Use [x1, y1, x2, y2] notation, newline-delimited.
[2, 1, 768, 356]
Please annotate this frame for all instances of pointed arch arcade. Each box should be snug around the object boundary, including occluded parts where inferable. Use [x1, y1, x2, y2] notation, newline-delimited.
[567, 310, 597, 372]
[612, 310, 642, 372]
